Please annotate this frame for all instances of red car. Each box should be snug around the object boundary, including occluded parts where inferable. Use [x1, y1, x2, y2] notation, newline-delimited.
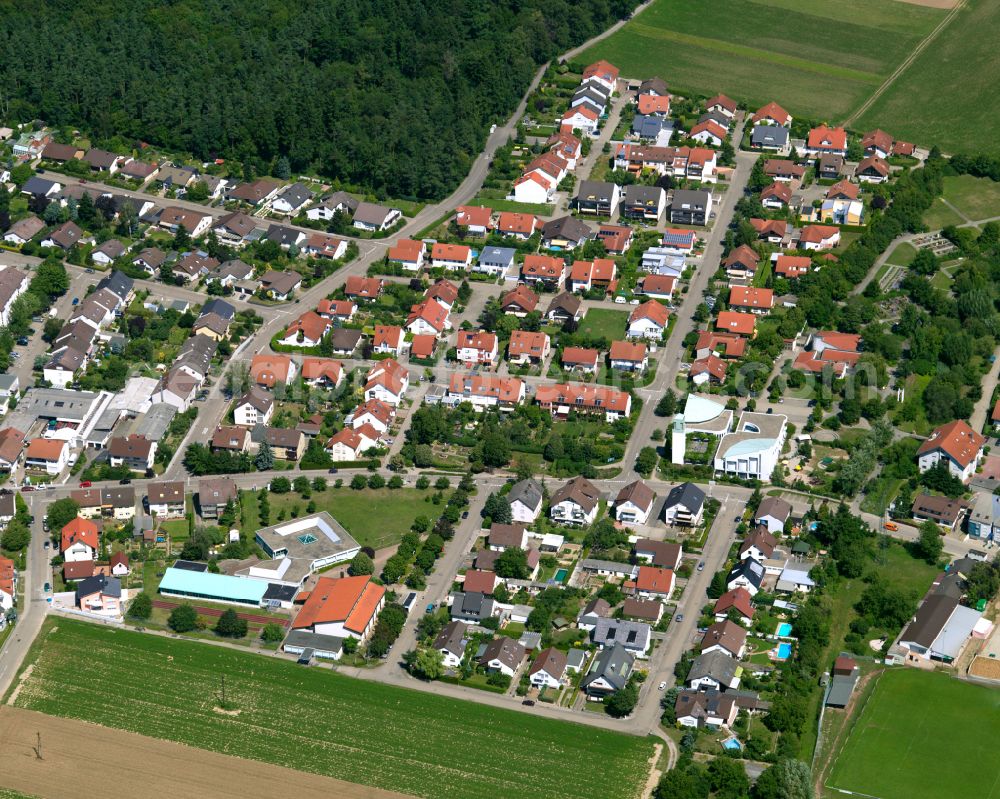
[20, 486, 35, 492]
[79, 480, 92, 488]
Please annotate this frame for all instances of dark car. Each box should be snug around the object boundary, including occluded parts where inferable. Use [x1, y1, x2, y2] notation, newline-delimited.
[461, 511, 469, 519]
[16, 336, 28, 346]
[119, 477, 132, 485]
[328, 467, 339, 474]
[522, 700, 535, 706]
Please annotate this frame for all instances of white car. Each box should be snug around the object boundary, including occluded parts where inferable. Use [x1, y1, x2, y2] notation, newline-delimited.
[658, 681, 667, 691]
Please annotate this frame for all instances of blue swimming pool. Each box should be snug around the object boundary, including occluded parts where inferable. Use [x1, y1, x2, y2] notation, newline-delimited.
[721, 737, 742, 751]
[776, 642, 793, 660]
[776, 622, 793, 637]
[554, 568, 568, 583]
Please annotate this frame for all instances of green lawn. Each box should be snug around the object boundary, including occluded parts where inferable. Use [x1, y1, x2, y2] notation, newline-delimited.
[940, 174, 1000, 222]
[922, 197, 965, 230]
[468, 195, 555, 217]
[828, 669, 1000, 799]
[10, 620, 654, 799]
[240, 487, 433, 551]
[577, 308, 629, 341]
[885, 242, 917, 267]
[855, 0, 1000, 157]
[579, 0, 944, 120]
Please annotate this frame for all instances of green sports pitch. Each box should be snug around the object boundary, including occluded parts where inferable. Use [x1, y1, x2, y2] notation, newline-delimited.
[827, 667, 1000, 799]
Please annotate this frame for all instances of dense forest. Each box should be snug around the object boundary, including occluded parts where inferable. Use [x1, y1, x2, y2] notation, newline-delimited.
[0, 0, 637, 200]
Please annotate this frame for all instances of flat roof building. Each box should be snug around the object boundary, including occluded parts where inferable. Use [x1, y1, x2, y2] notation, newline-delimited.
[250, 512, 360, 586]
[158, 567, 269, 607]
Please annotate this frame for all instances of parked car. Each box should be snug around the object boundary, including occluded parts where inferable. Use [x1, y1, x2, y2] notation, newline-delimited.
[697, 561, 705, 571]
[119, 477, 132, 485]
[522, 699, 535, 706]
[675, 614, 684, 623]
[16, 336, 28, 346]
[658, 681, 667, 691]
[43, 540, 50, 549]
[43, 582, 51, 592]
[72, 297, 79, 306]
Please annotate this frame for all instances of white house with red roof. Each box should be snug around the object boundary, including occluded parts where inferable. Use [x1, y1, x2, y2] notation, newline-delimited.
[609, 340, 648, 373]
[495, 212, 539, 240]
[316, 298, 356, 322]
[805, 125, 848, 156]
[793, 330, 861, 379]
[582, 59, 619, 93]
[728, 286, 774, 315]
[535, 383, 631, 421]
[301, 358, 344, 389]
[446, 374, 525, 411]
[372, 325, 406, 356]
[431, 242, 472, 270]
[456, 330, 499, 367]
[351, 399, 393, 434]
[562, 105, 599, 135]
[799, 225, 841, 251]
[917, 420, 985, 483]
[280, 310, 329, 348]
[327, 427, 379, 462]
[406, 297, 451, 337]
[690, 119, 727, 147]
[706, 94, 737, 119]
[454, 205, 492, 236]
[387, 239, 426, 271]
[775, 255, 813, 279]
[62, 517, 99, 562]
[293, 575, 386, 643]
[511, 172, 555, 205]
[751, 102, 792, 128]
[628, 300, 669, 340]
[569, 258, 617, 293]
[364, 359, 409, 406]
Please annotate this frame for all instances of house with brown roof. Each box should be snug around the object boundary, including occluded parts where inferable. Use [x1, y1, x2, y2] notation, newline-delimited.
[622, 598, 663, 624]
[550, 476, 601, 526]
[609, 340, 648, 373]
[857, 155, 890, 184]
[507, 330, 550, 366]
[862, 129, 894, 159]
[479, 636, 526, 678]
[911, 493, 969, 533]
[146, 481, 186, 519]
[614, 480, 655, 525]
[234, 387, 274, 427]
[301, 358, 344, 389]
[158, 206, 213, 237]
[41, 221, 87, 250]
[535, 382, 631, 421]
[752, 102, 792, 128]
[529, 647, 568, 689]
[229, 179, 280, 207]
[763, 159, 805, 182]
[635, 565, 675, 599]
[351, 398, 394, 434]
[701, 620, 748, 658]
[724, 244, 760, 282]
[352, 202, 401, 232]
[694, 331, 746, 361]
[501, 284, 539, 317]
[0, 427, 25, 471]
[761, 181, 792, 209]
[445, 374, 525, 411]
[740, 525, 777, 562]
[344, 275, 384, 302]
[627, 301, 669, 340]
[3, 215, 45, 246]
[280, 310, 329, 348]
[690, 355, 727, 386]
[108, 434, 156, 472]
[917, 420, 985, 483]
[259, 269, 302, 301]
[714, 587, 754, 625]
[41, 142, 84, 162]
[545, 292, 583, 323]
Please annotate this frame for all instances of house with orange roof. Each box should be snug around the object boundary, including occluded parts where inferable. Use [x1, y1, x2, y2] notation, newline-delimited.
[749, 218, 788, 245]
[714, 587, 754, 625]
[426, 278, 459, 311]
[582, 59, 619, 93]
[304, 232, 348, 261]
[638, 93, 670, 116]
[562, 104, 599, 135]
[862, 129, 894, 159]
[250, 354, 296, 388]
[628, 300, 669, 340]
[511, 171, 554, 205]
[793, 331, 861, 378]
[343, 275, 384, 301]
[364, 359, 409, 406]
[326, 427, 379, 462]
[695, 331, 747, 361]
[406, 297, 451, 337]
[0, 556, 15, 614]
[0, 427, 25, 471]
[535, 383, 631, 421]
[569, 258, 617, 294]
[372, 324, 406, 356]
[728, 286, 774, 315]
[431, 242, 472, 271]
[724, 244, 760, 282]
[917, 420, 985, 483]
[292, 574, 385, 642]
[456, 330, 499, 367]
[409, 334, 437, 361]
[316, 298, 356, 322]
[857, 155, 890, 184]
[454, 205, 493, 235]
[799, 224, 841, 251]
[690, 355, 728, 386]
[351, 399, 394, 434]
[446, 373, 525, 411]
[547, 130, 583, 168]
[775, 255, 813, 279]
[635, 565, 675, 600]
[561, 346, 600, 374]
[463, 569, 497, 596]
[496, 212, 539, 240]
[522, 253, 566, 289]
[806, 125, 848, 156]
[597, 224, 633, 254]
[301, 358, 344, 389]
[716, 311, 757, 337]
[638, 274, 676, 300]
[280, 310, 329, 348]
[24, 438, 69, 475]
[387, 238, 426, 271]
[690, 119, 728, 147]
[751, 102, 792, 128]
[62, 517, 99, 562]
[508, 330, 550, 366]
[826, 180, 860, 201]
[610, 340, 648, 373]
[501, 283, 539, 317]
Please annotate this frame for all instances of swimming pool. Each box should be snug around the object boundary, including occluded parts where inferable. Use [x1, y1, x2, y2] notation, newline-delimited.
[775, 642, 793, 660]
[554, 568, 568, 583]
[776, 622, 793, 637]
[721, 737, 742, 751]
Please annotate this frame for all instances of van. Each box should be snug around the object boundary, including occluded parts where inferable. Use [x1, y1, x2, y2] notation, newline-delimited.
[884, 521, 899, 532]
[402, 592, 417, 612]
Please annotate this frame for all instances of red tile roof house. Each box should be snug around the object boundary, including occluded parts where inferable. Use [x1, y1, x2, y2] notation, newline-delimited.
[409, 334, 437, 361]
[724, 244, 760, 282]
[463, 569, 497, 595]
[714, 587, 754, 625]
[637, 93, 670, 116]
[634, 565, 675, 600]
[387, 238, 426, 271]
[856, 155, 891, 184]
[750, 218, 788, 244]
[372, 324, 406, 356]
[495, 212, 539, 241]
[456, 330, 499, 367]
[826, 180, 860, 201]
[775, 255, 813, 279]
[862, 129, 894, 159]
[597, 224, 633, 254]
[716, 311, 757, 338]
[917, 420, 985, 483]
[695, 331, 747, 360]
[761, 181, 793, 210]
[794, 330, 862, 379]
[535, 383, 631, 421]
[250, 354, 296, 387]
[446, 374, 526, 411]
[301, 358, 344, 389]
[326, 426, 379, 462]
[430, 242, 472, 271]
[728, 286, 774, 315]
[706, 94, 737, 119]
[561, 346, 600, 374]
[292, 574, 386, 644]
[690, 355, 728, 386]
[405, 297, 451, 337]
[609, 340, 648, 373]
[500, 284, 539, 317]
[638, 274, 676, 300]
[798, 224, 841, 251]
[344, 276, 384, 301]
[62, 517, 99, 562]
[280, 310, 329, 347]
[690, 119, 728, 147]
[426, 279, 460, 311]
[806, 125, 848, 156]
[569, 258, 617, 294]
[521, 254, 565, 289]
[316, 298, 356, 322]
[751, 101, 792, 128]
[364, 359, 409, 406]
[701, 620, 748, 659]
[507, 330, 551, 366]
[528, 647, 568, 690]
[627, 300, 669, 340]
[454, 205, 493, 236]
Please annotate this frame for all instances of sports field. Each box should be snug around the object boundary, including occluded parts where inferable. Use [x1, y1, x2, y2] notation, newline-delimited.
[855, 0, 999, 156]
[580, 0, 946, 120]
[827, 668, 1000, 799]
[9, 620, 653, 799]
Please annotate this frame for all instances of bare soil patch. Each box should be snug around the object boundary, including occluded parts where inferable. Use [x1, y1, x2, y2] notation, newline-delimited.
[0, 707, 414, 799]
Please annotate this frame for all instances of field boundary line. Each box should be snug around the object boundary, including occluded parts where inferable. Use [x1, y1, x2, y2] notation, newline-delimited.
[844, 0, 967, 124]
[818, 668, 885, 795]
[623, 23, 883, 84]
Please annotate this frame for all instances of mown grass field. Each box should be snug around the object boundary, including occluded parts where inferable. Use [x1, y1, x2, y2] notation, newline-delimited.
[580, 0, 945, 120]
[827, 668, 1000, 799]
[10, 620, 653, 799]
[855, 0, 1000, 156]
[939, 174, 1000, 221]
[577, 308, 629, 341]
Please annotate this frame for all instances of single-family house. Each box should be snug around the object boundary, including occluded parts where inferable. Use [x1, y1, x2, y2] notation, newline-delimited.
[917, 420, 985, 483]
[662, 482, 706, 527]
[234, 387, 274, 427]
[688, 650, 741, 692]
[550, 476, 601, 526]
[507, 330, 550, 366]
[614, 480, 655, 524]
[627, 300, 669, 340]
[507, 479, 543, 523]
